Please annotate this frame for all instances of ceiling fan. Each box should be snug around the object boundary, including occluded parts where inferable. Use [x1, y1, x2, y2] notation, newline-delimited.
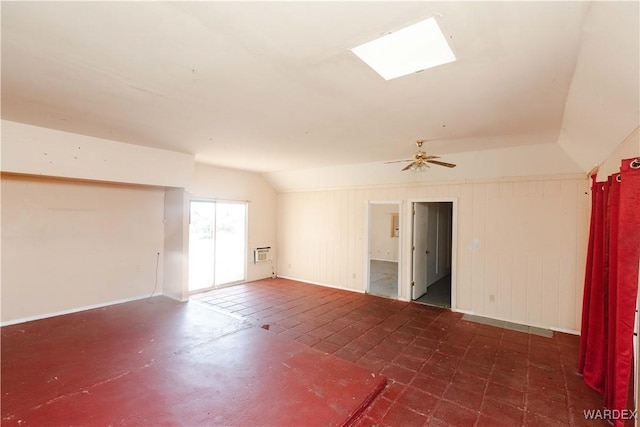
[386, 140, 456, 171]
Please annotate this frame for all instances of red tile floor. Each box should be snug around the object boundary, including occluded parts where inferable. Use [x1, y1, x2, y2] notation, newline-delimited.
[195, 278, 609, 427]
[2, 289, 384, 426]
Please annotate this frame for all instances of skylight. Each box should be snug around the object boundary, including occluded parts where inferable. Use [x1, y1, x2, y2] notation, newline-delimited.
[351, 17, 456, 80]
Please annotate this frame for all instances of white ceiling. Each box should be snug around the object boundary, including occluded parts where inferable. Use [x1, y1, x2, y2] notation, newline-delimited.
[1, 1, 638, 181]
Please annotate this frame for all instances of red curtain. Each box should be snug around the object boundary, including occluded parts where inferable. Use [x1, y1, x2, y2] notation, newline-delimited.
[605, 173, 621, 409]
[579, 176, 609, 393]
[579, 158, 640, 426]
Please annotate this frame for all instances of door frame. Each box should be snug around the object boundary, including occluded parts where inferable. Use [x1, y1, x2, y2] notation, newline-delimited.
[407, 198, 458, 310]
[188, 198, 249, 294]
[365, 200, 403, 298]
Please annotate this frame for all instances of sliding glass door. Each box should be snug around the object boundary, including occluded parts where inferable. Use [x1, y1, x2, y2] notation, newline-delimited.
[213, 202, 246, 286]
[188, 200, 246, 292]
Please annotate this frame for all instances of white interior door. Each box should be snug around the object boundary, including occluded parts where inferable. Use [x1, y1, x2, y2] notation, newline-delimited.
[412, 203, 428, 299]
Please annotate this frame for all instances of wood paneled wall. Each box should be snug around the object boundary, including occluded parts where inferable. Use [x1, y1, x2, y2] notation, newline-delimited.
[277, 176, 589, 332]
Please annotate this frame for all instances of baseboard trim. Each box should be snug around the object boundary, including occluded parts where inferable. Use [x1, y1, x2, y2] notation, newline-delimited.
[1, 294, 158, 327]
[456, 311, 578, 335]
[469, 313, 548, 330]
[276, 275, 365, 294]
[369, 258, 399, 263]
[550, 326, 580, 336]
[452, 308, 474, 315]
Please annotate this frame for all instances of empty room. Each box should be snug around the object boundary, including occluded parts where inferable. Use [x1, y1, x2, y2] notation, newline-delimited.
[1, 2, 639, 426]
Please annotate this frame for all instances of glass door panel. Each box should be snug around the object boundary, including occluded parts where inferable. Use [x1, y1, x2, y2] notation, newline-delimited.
[188, 201, 215, 292]
[214, 202, 246, 286]
[188, 200, 247, 293]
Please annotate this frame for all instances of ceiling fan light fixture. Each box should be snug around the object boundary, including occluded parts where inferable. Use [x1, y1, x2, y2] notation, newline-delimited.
[389, 140, 456, 171]
[351, 17, 456, 80]
[411, 162, 430, 172]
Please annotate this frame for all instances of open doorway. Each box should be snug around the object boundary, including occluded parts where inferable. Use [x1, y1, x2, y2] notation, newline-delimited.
[188, 200, 247, 293]
[367, 202, 401, 298]
[411, 201, 454, 308]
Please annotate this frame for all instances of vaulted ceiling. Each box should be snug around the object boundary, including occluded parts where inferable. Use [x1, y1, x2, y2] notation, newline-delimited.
[2, 2, 638, 189]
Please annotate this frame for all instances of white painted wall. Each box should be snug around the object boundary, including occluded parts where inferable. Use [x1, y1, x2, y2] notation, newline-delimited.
[1, 175, 165, 324]
[277, 175, 589, 332]
[191, 163, 277, 282]
[557, 2, 639, 172]
[0, 122, 278, 321]
[596, 128, 640, 181]
[0, 163, 277, 322]
[369, 204, 399, 262]
[1, 120, 194, 188]
[163, 188, 190, 301]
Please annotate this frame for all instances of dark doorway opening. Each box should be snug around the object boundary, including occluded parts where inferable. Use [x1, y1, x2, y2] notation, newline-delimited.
[411, 202, 453, 308]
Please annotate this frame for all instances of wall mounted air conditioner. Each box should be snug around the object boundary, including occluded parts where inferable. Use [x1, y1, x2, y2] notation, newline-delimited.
[254, 247, 271, 264]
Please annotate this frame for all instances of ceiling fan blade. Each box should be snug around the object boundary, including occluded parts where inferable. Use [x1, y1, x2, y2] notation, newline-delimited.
[402, 162, 416, 171]
[426, 159, 456, 168]
[423, 155, 440, 160]
[384, 159, 413, 164]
